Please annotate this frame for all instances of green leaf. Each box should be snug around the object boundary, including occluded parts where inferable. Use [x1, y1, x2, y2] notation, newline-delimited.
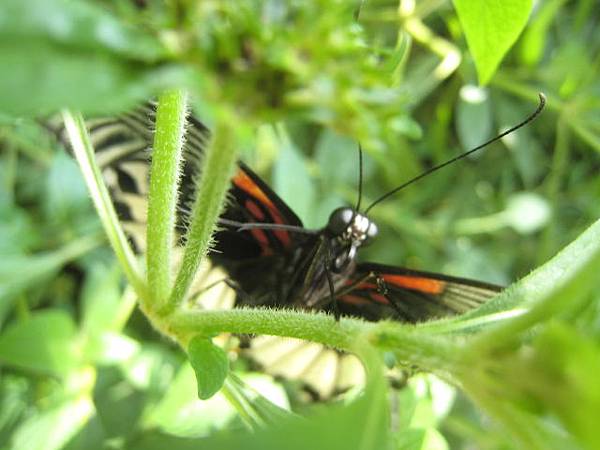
[9, 395, 94, 450]
[0, 206, 39, 255]
[0, 236, 100, 321]
[453, 0, 533, 85]
[80, 263, 123, 338]
[396, 428, 449, 450]
[172, 376, 390, 450]
[93, 367, 146, 439]
[0, 0, 163, 60]
[0, 39, 181, 116]
[519, 0, 567, 66]
[44, 152, 90, 223]
[519, 322, 600, 448]
[188, 336, 229, 400]
[0, 0, 182, 115]
[0, 310, 79, 376]
[146, 363, 236, 437]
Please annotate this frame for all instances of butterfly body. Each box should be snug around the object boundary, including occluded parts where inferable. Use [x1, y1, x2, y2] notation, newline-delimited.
[211, 188, 367, 315]
[209, 160, 500, 322]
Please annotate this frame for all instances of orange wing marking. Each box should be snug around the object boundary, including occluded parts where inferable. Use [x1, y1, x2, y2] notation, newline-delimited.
[382, 275, 445, 294]
[234, 170, 276, 210]
[234, 170, 292, 248]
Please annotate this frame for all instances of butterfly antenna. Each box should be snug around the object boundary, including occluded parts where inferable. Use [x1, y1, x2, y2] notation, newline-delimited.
[364, 93, 546, 214]
[355, 144, 364, 213]
[218, 218, 319, 235]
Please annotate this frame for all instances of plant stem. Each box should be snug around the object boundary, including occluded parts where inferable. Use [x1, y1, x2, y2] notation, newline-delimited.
[167, 308, 363, 349]
[166, 307, 458, 373]
[467, 216, 600, 353]
[147, 89, 188, 310]
[164, 110, 239, 315]
[62, 110, 148, 300]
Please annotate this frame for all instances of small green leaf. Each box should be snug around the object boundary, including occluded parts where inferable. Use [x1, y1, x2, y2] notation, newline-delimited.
[188, 336, 229, 400]
[453, 0, 533, 85]
[0, 310, 79, 376]
[0, 206, 39, 255]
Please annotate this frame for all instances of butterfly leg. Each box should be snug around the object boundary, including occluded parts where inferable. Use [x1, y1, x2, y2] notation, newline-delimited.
[188, 276, 252, 309]
[323, 242, 341, 321]
[323, 262, 341, 320]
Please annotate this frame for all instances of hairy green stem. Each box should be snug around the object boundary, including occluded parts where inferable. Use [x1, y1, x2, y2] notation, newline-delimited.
[165, 308, 458, 374]
[165, 111, 239, 315]
[62, 110, 148, 300]
[167, 308, 363, 349]
[467, 216, 600, 353]
[147, 89, 188, 310]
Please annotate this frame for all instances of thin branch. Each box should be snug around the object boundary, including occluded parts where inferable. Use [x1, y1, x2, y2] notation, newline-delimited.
[62, 110, 148, 300]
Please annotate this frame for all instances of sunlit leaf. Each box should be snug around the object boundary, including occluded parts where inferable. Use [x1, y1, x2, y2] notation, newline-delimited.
[453, 0, 533, 84]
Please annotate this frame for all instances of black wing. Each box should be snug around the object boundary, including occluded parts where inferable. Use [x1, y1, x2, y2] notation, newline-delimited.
[336, 262, 502, 322]
[46, 106, 306, 258]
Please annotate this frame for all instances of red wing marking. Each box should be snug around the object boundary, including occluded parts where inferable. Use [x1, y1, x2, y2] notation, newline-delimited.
[249, 228, 273, 256]
[368, 293, 390, 305]
[245, 199, 266, 221]
[339, 294, 371, 306]
[272, 226, 291, 248]
[382, 275, 446, 294]
[234, 169, 292, 249]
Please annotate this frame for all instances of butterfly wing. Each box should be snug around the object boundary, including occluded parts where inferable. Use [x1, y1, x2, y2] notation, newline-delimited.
[336, 262, 502, 322]
[244, 335, 365, 399]
[47, 107, 305, 257]
[213, 160, 304, 259]
[49, 107, 349, 399]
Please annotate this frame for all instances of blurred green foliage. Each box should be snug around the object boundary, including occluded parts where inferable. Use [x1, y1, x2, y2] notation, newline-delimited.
[1, 0, 600, 449]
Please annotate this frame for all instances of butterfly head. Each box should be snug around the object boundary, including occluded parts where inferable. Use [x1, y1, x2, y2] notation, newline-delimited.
[327, 207, 378, 269]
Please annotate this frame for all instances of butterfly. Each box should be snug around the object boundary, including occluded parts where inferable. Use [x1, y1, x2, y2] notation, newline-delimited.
[48, 94, 545, 398]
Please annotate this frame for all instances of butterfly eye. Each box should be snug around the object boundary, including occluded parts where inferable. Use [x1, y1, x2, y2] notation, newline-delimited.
[327, 207, 355, 236]
[366, 222, 378, 239]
